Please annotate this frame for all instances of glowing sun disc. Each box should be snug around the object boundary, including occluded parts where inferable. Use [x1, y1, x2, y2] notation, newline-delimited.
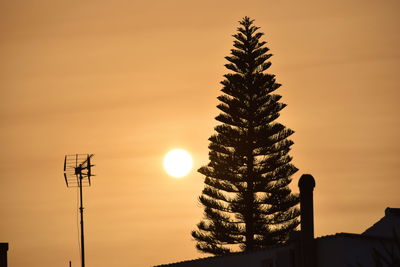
[163, 149, 193, 178]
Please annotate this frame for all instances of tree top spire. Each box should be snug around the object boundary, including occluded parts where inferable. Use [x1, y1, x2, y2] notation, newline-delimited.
[240, 16, 254, 27]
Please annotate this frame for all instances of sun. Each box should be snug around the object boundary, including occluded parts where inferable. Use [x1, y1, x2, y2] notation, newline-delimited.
[163, 149, 193, 178]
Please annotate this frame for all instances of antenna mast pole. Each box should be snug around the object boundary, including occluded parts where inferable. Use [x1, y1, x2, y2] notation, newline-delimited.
[79, 172, 85, 267]
[63, 154, 94, 267]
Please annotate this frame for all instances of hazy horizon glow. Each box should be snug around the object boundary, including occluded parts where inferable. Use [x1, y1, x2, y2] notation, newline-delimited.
[0, 1, 399, 267]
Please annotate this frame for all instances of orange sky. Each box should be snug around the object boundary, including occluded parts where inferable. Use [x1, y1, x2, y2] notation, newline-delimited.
[1, 1, 399, 266]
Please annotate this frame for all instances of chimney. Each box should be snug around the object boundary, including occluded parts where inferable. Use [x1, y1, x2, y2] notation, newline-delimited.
[298, 174, 316, 267]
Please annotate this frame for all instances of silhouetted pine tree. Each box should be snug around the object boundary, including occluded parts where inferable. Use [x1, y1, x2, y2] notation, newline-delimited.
[192, 17, 300, 255]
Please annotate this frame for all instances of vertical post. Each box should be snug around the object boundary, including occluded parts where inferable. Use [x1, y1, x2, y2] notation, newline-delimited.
[0, 243, 8, 267]
[79, 173, 85, 267]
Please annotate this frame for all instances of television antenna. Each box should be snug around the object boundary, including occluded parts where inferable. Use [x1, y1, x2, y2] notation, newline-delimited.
[63, 154, 95, 267]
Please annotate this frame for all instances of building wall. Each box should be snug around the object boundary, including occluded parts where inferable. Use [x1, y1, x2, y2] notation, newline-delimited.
[316, 235, 397, 267]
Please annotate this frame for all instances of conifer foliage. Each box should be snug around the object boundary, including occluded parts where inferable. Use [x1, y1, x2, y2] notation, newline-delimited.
[192, 17, 300, 255]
